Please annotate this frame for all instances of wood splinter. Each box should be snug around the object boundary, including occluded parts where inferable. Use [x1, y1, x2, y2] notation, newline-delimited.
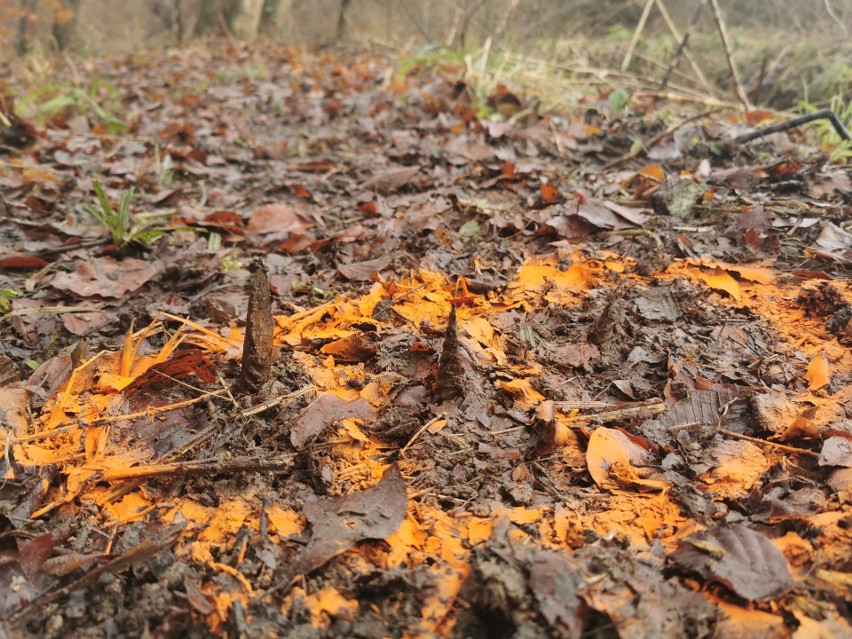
[240, 258, 275, 393]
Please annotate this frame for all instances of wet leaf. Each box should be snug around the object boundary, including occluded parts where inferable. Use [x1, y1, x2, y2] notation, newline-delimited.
[295, 464, 408, 574]
[291, 394, 376, 449]
[672, 524, 794, 601]
[586, 427, 668, 492]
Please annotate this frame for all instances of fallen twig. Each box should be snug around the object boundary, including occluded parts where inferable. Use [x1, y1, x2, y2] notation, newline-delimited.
[709, 0, 751, 111]
[94, 454, 295, 481]
[719, 429, 819, 458]
[733, 108, 852, 144]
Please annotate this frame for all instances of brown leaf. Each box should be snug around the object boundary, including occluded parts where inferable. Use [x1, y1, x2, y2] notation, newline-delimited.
[699, 439, 769, 499]
[240, 259, 274, 392]
[295, 464, 408, 574]
[51, 257, 159, 298]
[336, 254, 393, 281]
[320, 333, 377, 363]
[247, 203, 314, 240]
[818, 437, 852, 468]
[291, 394, 376, 448]
[16, 532, 55, 581]
[0, 256, 49, 269]
[0, 355, 21, 388]
[671, 524, 793, 601]
[362, 166, 420, 194]
[528, 550, 586, 637]
[124, 349, 216, 398]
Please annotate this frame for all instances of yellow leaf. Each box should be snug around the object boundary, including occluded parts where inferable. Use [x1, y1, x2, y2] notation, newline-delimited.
[266, 505, 304, 538]
[805, 351, 830, 390]
[725, 265, 774, 285]
[467, 517, 493, 545]
[697, 267, 741, 301]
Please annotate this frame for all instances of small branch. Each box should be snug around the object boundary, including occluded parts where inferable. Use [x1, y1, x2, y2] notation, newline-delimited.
[603, 107, 724, 169]
[719, 429, 819, 458]
[559, 400, 668, 426]
[709, 0, 751, 111]
[400, 414, 446, 456]
[733, 108, 852, 145]
[659, 0, 710, 92]
[621, 0, 655, 72]
[96, 455, 295, 481]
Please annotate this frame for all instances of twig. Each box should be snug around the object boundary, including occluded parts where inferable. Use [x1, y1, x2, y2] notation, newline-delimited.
[659, 0, 710, 92]
[400, 414, 446, 456]
[622, 0, 655, 72]
[709, 0, 751, 111]
[719, 429, 819, 458]
[239, 384, 316, 417]
[95, 454, 295, 481]
[603, 107, 723, 169]
[561, 400, 667, 426]
[8, 530, 182, 627]
[823, 0, 848, 37]
[0, 305, 104, 324]
[733, 108, 852, 144]
[632, 90, 738, 109]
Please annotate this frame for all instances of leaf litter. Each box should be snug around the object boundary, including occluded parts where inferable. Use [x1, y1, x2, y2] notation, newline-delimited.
[0, 43, 851, 638]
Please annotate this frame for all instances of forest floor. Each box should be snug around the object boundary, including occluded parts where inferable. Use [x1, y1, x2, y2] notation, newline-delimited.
[0, 41, 851, 638]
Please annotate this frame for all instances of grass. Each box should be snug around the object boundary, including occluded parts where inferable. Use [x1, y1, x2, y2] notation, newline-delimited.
[84, 182, 170, 249]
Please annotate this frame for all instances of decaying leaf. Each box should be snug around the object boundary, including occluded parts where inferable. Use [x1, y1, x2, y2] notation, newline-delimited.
[671, 524, 794, 601]
[295, 463, 408, 574]
[291, 394, 376, 448]
[699, 439, 769, 499]
[819, 437, 852, 468]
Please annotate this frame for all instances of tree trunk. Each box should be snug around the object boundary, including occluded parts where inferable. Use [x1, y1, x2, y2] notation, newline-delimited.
[17, 0, 38, 55]
[261, 0, 292, 38]
[336, 0, 351, 41]
[194, 0, 231, 36]
[51, 0, 80, 51]
[228, 0, 265, 40]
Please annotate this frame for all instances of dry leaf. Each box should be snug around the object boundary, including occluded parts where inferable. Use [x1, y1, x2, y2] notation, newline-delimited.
[804, 351, 830, 390]
[697, 267, 741, 301]
[586, 427, 668, 492]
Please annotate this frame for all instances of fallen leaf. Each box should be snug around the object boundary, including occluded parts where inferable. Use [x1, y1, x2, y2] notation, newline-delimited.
[804, 351, 830, 390]
[247, 203, 314, 240]
[336, 254, 393, 281]
[818, 437, 852, 468]
[295, 464, 408, 574]
[291, 394, 376, 448]
[697, 267, 741, 302]
[700, 439, 769, 499]
[586, 427, 668, 492]
[671, 524, 794, 601]
[51, 257, 159, 298]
